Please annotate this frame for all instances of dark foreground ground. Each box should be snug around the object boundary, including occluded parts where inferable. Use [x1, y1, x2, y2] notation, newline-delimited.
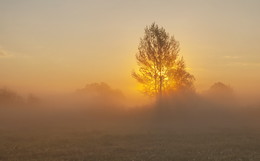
[0, 106, 259, 161]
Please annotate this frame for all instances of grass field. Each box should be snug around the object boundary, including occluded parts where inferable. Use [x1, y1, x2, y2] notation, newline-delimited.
[0, 107, 259, 161]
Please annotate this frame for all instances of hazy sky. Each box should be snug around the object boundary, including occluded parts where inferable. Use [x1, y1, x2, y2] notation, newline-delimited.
[1, 0, 260, 96]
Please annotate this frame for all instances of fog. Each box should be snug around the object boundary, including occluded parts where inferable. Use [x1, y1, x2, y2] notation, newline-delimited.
[1, 83, 260, 160]
[1, 82, 259, 132]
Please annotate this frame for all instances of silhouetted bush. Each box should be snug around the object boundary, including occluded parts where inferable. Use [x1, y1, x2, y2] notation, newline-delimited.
[0, 88, 23, 106]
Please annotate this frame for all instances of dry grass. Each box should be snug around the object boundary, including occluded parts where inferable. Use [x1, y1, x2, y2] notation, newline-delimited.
[0, 106, 259, 161]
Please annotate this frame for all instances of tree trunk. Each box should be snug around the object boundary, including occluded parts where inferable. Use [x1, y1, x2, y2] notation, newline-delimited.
[159, 76, 162, 98]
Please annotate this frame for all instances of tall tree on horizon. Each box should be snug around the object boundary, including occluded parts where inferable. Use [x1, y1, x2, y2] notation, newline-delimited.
[132, 23, 195, 97]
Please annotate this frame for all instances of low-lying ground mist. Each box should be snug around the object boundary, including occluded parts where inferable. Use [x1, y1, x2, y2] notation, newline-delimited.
[0, 84, 260, 161]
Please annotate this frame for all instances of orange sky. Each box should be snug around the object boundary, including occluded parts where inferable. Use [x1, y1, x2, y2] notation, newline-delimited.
[1, 0, 260, 98]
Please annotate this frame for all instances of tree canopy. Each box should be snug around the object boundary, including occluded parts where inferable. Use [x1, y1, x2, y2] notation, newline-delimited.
[132, 23, 195, 97]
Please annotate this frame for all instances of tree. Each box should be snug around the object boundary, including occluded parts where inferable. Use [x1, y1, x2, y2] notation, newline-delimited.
[132, 23, 195, 97]
[75, 82, 125, 104]
[0, 88, 23, 106]
[205, 82, 234, 102]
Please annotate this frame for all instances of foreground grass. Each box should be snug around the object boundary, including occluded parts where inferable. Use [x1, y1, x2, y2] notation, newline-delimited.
[0, 107, 259, 161]
[1, 127, 259, 161]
